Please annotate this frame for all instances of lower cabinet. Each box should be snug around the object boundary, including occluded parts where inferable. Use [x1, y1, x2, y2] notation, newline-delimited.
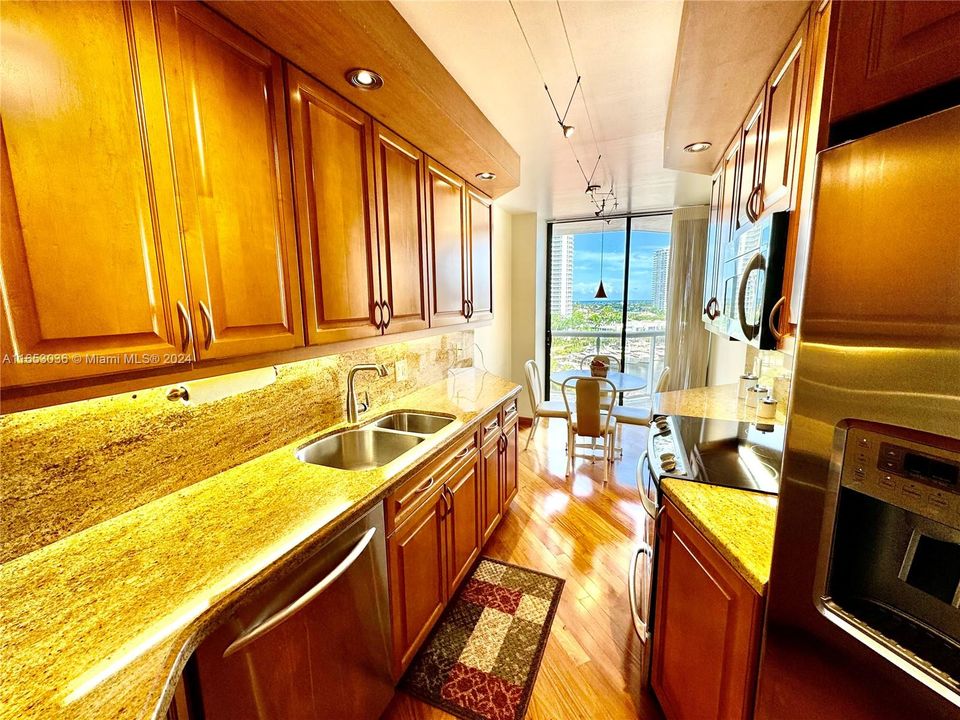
[385, 396, 520, 677]
[652, 499, 764, 720]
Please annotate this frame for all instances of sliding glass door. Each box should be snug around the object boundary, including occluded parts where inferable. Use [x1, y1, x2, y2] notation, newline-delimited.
[545, 213, 672, 406]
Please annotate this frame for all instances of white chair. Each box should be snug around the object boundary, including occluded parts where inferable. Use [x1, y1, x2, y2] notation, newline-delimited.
[613, 366, 671, 435]
[523, 360, 568, 450]
[580, 354, 620, 410]
[561, 376, 618, 480]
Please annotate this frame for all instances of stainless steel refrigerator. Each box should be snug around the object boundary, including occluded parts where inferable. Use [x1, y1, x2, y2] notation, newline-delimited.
[755, 106, 960, 719]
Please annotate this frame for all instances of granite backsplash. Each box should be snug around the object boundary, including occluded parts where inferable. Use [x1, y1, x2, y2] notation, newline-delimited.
[0, 331, 473, 562]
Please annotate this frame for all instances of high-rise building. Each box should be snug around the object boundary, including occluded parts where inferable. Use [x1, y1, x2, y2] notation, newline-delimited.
[651, 247, 670, 313]
[550, 234, 574, 316]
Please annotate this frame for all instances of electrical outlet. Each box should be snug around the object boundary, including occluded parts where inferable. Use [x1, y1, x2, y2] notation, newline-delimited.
[395, 358, 408, 382]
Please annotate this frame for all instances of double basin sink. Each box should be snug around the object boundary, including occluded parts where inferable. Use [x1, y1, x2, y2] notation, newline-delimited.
[297, 411, 454, 471]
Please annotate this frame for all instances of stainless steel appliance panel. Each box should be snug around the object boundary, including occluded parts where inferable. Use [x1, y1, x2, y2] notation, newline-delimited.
[755, 107, 960, 720]
[193, 505, 394, 720]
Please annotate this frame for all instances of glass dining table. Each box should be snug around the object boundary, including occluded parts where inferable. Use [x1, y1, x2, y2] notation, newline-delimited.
[549, 369, 648, 393]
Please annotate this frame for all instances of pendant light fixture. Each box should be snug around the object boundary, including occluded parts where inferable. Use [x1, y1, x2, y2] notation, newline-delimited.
[595, 221, 607, 299]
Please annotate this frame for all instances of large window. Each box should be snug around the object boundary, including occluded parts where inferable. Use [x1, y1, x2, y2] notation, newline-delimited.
[545, 213, 672, 406]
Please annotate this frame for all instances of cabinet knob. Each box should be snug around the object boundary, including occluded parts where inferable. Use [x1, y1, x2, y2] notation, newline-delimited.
[704, 297, 720, 320]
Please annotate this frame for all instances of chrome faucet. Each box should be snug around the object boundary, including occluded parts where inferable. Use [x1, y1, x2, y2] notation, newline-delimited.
[346, 363, 388, 423]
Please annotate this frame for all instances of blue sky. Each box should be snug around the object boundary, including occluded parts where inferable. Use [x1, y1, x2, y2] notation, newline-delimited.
[563, 229, 670, 302]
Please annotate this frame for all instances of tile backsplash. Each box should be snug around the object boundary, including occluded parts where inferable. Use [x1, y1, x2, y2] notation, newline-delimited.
[0, 331, 473, 563]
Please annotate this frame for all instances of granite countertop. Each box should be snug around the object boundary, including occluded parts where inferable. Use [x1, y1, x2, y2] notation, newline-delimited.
[660, 478, 778, 594]
[0, 369, 520, 720]
[655, 383, 787, 425]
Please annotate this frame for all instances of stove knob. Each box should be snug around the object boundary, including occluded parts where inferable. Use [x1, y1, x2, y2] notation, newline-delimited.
[661, 460, 677, 472]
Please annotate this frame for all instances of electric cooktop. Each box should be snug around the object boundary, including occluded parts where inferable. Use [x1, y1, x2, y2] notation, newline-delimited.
[647, 414, 785, 495]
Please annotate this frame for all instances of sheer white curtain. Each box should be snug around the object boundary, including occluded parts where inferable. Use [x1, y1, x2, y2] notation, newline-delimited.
[664, 205, 710, 391]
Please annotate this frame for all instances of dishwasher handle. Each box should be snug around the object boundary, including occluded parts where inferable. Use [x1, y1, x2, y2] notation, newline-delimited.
[223, 526, 377, 658]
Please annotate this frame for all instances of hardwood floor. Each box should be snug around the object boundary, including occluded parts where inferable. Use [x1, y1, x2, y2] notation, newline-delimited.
[381, 417, 665, 720]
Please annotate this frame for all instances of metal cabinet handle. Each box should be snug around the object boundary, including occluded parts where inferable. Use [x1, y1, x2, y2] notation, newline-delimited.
[441, 486, 452, 516]
[628, 541, 654, 640]
[222, 526, 377, 658]
[414, 476, 435, 495]
[176, 300, 193, 353]
[382, 301, 391, 330]
[198, 300, 214, 350]
[373, 301, 383, 331]
[745, 184, 762, 223]
[704, 297, 719, 320]
[769, 296, 786, 341]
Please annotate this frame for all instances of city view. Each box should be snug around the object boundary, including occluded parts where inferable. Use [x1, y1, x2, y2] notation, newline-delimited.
[548, 217, 673, 405]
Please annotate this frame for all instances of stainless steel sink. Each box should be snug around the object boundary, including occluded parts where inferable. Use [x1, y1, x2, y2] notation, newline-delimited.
[297, 428, 423, 471]
[372, 412, 453, 435]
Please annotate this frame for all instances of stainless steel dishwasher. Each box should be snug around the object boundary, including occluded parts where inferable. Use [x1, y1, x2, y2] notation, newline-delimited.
[191, 505, 394, 719]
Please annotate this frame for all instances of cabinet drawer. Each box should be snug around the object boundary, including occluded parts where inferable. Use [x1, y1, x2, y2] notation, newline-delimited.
[480, 409, 501, 443]
[502, 397, 519, 425]
[386, 433, 478, 533]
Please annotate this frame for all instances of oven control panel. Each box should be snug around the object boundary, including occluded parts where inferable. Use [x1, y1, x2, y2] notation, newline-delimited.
[842, 424, 960, 527]
[649, 416, 688, 478]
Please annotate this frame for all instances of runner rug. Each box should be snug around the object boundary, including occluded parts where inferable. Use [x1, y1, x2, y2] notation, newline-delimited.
[399, 557, 565, 720]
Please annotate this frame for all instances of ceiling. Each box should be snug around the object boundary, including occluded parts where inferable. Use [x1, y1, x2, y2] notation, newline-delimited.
[392, 0, 711, 219]
[664, 1, 811, 174]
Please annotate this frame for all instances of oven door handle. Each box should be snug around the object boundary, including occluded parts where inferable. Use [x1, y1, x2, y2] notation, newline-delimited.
[628, 541, 654, 640]
[637, 453, 659, 521]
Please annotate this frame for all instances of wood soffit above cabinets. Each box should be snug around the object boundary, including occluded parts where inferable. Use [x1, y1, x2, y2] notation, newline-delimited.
[207, 0, 520, 199]
[663, 0, 810, 174]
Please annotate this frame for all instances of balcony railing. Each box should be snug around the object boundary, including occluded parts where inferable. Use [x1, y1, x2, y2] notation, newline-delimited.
[548, 328, 667, 407]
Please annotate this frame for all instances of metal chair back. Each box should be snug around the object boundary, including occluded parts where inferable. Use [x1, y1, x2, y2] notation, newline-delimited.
[524, 359, 543, 410]
[561, 376, 616, 439]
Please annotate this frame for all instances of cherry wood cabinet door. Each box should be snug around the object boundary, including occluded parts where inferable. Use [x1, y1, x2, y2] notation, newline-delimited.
[388, 485, 447, 676]
[702, 168, 724, 326]
[156, 1, 302, 360]
[480, 432, 502, 544]
[761, 17, 809, 215]
[445, 457, 482, 595]
[373, 123, 430, 335]
[287, 65, 381, 345]
[829, 1, 960, 124]
[0, 1, 190, 387]
[501, 417, 519, 511]
[652, 500, 763, 720]
[735, 92, 765, 232]
[425, 158, 468, 327]
[466, 187, 493, 323]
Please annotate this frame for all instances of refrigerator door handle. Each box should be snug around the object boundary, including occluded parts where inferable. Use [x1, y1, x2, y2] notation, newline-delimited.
[222, 527, 377, 658]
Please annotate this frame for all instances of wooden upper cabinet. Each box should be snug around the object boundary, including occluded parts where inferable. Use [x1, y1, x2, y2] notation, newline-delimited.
[736, 92, 765, 232]
[373, 123, 430, 335]
[0, 1, 190, 387]
[466, 188, 493, 323]
[156, 1, 302, 360]
[829, 0, 960, 124]
[287, 65, 381, 345]
[425, 158, 468, 327]
[652, 500, 763, 720]
[703, 168, 724, 325]
[761, 16, 809, 215]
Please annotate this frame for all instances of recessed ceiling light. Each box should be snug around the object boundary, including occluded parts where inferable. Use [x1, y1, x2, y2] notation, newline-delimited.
[475, 172, 497, 181]
[346, 68, 383, 90]
[683, 141, 712, 153]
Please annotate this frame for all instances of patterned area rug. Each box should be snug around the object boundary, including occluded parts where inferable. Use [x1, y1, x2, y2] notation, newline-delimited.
[400, 557, 564, 720]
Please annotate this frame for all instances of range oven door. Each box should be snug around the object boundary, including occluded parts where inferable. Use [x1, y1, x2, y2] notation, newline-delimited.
[631, 452, 661, 685]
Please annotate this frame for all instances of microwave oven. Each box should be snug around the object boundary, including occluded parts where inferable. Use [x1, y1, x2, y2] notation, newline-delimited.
[705, 211, 788, 349]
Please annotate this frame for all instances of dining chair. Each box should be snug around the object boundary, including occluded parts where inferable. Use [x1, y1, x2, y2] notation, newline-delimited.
[523, 359, 568, 450]
[580, 354, 621, 410]
[612, 366, 671, 453]
[560, 376, 618, 480]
